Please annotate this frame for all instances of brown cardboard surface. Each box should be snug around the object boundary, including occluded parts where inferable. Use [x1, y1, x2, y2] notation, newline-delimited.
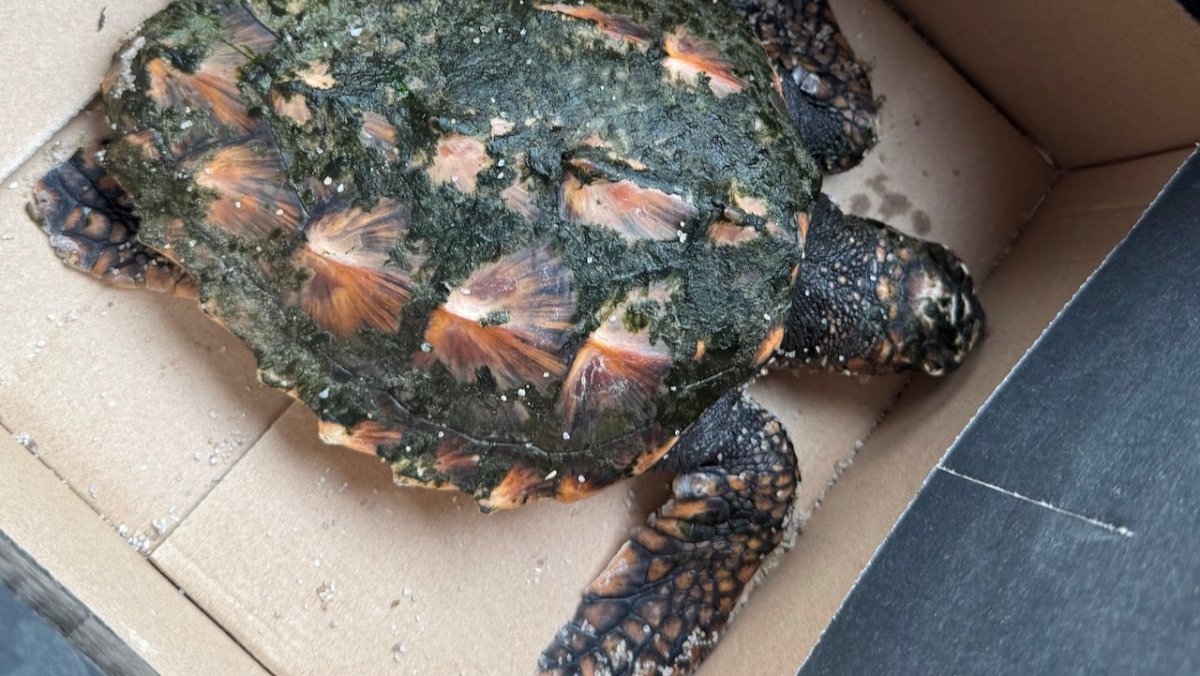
[148, 0, 1052, 673]
[0, 1, 169, 182]
[890, 0, 1200, 169]
[0, 435, 265, 674]
[153, 402, 661, 674]
[702, 147, 1194, 674]
[0, 110, 291, 551]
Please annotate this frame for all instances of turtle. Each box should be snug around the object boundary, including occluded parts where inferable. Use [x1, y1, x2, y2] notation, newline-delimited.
[29, 0, 985, 673]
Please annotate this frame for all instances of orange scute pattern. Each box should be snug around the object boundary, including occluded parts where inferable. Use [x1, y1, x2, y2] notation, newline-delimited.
[361, 112, 398, 147]
[146, 57, 254, 132]
[194, 140, 303, 239]
[423, 247, 576, 391]
[633, 436, 678, 474]
[433, 436, 482, 475]
[754, 325, 786, 365]
[490, 117, 517, 137]
[501, 180, 541, 221]
[427, 135, 491, 193]
[317, 419, 405, 456]
[298, 61, 336, 89]
[663, 27, 747, 98]
[142, 5, 275, 132]
[561, 172, 697, 242]
[733, 191, 770, 218]
[271, 89, 312, 125]
[708, 220, 760, 246]
[560, 286, 673, 433]
[796, 211, 811, 247]
[297, 199, 418, 336]
[481, 464, 550, 510]
[535, 4, 651, 44]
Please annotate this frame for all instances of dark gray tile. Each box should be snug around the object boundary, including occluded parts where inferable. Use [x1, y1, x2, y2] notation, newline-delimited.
[944, 150, 1200, 529]
[800, 470, 1200, 676]
[0, 584, 102, 676]
[0, 533, 155, 676]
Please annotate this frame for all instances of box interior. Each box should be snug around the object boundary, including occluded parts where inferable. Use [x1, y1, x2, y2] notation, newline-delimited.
[0, 1, 1195, 673]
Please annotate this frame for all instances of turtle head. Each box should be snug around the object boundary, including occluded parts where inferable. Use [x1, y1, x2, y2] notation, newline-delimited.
[781, 195, 985, 376]
[890, 241, 986, 376]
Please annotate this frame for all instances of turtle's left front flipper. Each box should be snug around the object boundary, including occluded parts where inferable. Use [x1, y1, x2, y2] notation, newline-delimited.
[732, 0, 878, 173]
[539, 391, 798, 676]
[31, 146, 194, 297]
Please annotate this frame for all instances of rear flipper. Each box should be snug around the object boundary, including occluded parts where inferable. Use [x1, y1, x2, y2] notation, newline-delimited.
[733, 0, 879, 172]
[31, 146, 194, 296]
[540, 391, 798, 675]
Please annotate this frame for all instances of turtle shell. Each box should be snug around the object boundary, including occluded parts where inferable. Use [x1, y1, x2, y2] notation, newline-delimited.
[99, 0, 818, 507]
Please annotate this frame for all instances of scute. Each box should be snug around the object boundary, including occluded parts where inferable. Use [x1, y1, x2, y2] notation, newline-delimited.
[295, 199, 418, 335]
[98, 0, 818, 502]
[419, 245, 575, 392]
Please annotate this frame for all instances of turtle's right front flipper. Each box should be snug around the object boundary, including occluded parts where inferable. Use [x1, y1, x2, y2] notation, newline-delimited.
[31, 146, 194, 297]
[540, 391, 799, 675]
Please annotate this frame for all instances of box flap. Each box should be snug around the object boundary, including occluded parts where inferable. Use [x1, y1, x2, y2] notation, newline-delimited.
[0, 1, 168, 182]
[891, 0, 1200, 168]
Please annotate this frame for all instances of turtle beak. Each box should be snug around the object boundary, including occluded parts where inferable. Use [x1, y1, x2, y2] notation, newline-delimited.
[905, 245, 986, 376]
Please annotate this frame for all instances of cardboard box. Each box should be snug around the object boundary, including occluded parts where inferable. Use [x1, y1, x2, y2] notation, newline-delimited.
[0, 1, 1196, 673]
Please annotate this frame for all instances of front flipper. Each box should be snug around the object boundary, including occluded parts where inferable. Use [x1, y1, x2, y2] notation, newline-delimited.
[540, 391, 798, 675]
[31, 146, 194, 296]
[733, 0, 878, 173]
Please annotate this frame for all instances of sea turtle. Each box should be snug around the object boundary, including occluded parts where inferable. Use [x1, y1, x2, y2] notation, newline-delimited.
[30, 0, 984, 673]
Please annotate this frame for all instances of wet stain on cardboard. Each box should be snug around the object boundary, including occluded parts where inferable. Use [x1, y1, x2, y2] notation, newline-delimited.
[865, 173, 888, 194]
[865, 173, 914, 220]
[879, 192, 911, 219]
[847, 194, 871, 216]
[911, 209, 932, 235]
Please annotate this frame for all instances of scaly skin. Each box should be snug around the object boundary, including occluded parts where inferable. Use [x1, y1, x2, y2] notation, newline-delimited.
[540, 391, 798, 675]
[732, 0, 880, 171]
[31, 147, 193, 296]
[784, 196, 984, 376]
